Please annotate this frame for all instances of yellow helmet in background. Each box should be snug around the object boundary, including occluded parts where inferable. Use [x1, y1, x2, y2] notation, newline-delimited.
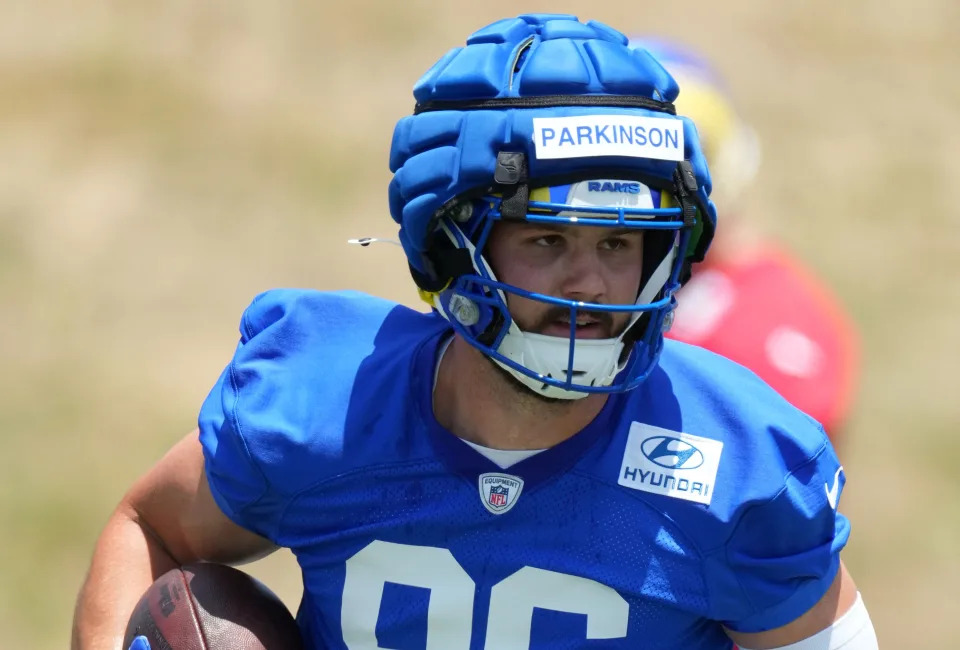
[629, 37, 761, 207]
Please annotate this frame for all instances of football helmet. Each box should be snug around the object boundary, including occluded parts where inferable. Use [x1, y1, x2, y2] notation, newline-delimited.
[389, 15, 717, 398]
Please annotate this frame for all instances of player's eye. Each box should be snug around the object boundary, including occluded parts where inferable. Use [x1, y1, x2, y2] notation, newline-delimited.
[531, 234, 564, 247]
[600, 237, 630, 251]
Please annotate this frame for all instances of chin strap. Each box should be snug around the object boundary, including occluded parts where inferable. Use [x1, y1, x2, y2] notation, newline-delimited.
[638, 244, 677, 306]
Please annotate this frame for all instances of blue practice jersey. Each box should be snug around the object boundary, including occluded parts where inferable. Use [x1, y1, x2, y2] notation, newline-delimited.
[198, 289, 849, 650]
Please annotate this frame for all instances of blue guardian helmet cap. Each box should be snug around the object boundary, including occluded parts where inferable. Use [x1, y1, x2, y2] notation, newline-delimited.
[388, 14, 717, 399]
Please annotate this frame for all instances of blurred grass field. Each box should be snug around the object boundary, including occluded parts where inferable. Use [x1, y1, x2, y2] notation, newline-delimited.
[1, 1, 958, 647]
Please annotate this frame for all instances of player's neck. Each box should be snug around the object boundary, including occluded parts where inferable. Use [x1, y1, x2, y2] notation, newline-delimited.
[433, 336, 608, 451]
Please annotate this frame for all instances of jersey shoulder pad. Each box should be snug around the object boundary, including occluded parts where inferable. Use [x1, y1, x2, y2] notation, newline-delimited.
[199, 288, 441, 538]
[659, 338, 829, 466]
[652, 340, 849, 631]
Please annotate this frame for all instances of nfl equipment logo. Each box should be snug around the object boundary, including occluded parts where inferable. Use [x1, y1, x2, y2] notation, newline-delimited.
[489, 485, 508, 507]
[478, 473, 524, 515]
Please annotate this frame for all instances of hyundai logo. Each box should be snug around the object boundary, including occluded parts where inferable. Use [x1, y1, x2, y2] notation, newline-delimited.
[640, 436, 704, 470]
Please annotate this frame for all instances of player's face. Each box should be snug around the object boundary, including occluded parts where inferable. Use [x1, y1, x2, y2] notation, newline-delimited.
[486, 221, 644, 339]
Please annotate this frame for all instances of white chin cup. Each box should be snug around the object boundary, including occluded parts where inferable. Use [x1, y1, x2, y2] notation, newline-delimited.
[494, 325, 627, 400]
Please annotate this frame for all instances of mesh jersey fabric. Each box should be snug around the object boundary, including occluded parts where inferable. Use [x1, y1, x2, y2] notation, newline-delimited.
[198, 289, 849, 649]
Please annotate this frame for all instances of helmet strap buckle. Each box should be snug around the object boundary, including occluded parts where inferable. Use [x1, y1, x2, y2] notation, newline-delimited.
[494, 151, 529, 220]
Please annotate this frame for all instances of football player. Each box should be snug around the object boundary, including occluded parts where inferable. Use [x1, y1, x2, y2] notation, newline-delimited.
[73, 15, 877, 650]
[630, 37, 861, 444]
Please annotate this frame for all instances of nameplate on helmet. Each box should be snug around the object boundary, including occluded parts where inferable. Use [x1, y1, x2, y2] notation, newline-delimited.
[618, 422, 723, 506]
[532, 115, 684, 161]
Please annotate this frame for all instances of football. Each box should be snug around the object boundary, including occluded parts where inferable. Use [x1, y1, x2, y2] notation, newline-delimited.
[122, 563, 303, 650]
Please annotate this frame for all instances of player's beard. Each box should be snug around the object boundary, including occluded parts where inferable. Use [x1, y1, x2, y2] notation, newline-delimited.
[485, 305, 624, 407]
[485, 357, 570, 407]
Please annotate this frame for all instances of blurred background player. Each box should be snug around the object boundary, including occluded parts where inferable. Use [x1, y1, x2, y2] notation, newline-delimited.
[631, 37, 860, 445]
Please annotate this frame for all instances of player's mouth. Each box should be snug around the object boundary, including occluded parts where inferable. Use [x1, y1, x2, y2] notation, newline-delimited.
[543, 315, 610, 339]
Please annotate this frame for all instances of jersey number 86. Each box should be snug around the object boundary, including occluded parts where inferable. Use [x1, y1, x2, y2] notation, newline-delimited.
[342, 540, 629, 649]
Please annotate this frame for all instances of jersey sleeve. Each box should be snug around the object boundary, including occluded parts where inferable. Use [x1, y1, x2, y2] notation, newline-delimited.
[198, 289, 393, 543]
[197, 291, 295, 541]
[703, 437, 850, 632]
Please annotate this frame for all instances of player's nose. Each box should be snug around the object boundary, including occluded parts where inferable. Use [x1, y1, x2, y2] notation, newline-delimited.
[559, 245, 606, 302]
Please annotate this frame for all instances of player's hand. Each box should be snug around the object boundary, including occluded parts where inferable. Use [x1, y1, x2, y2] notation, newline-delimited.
[128, 636, 150, 650]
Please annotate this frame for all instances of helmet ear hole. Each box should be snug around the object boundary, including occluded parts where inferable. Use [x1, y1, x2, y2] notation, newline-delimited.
[429, 219, 509, 349]
[417, 215, 480, 293]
